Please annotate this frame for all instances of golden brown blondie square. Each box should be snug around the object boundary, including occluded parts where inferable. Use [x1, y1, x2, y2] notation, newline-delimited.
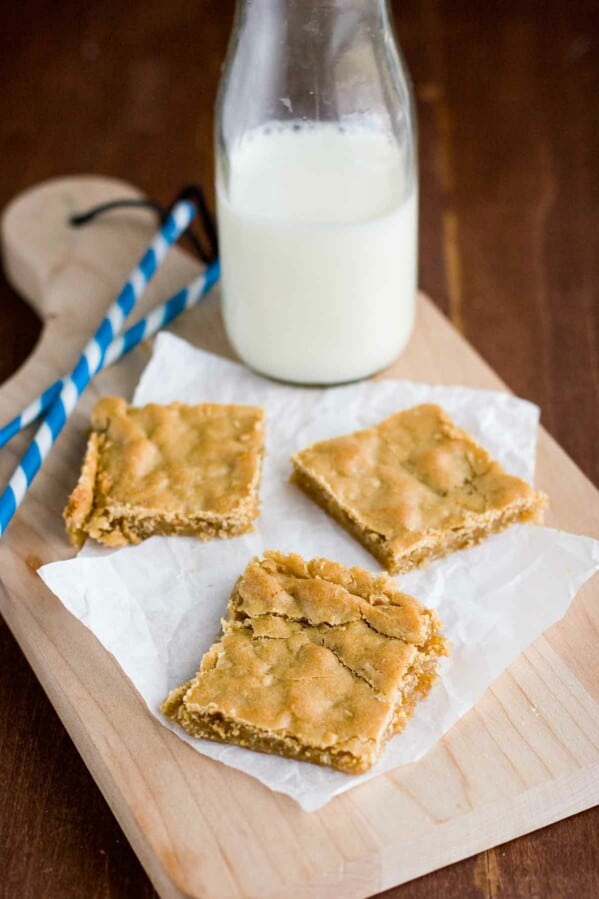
[64, 396, 265, 547]
[291, 403, 547, 574]
[161, 551, 448, 774]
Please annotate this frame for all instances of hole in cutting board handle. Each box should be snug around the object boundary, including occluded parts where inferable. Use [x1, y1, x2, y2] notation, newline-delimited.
[68, 184, 219, 265]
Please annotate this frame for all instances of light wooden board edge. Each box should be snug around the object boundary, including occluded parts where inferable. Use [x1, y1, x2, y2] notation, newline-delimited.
[4, 584, 599, 899]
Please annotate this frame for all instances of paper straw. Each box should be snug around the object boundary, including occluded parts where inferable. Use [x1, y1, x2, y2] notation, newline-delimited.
[0, 198, 196, 536]
[0, 261, 220, 450]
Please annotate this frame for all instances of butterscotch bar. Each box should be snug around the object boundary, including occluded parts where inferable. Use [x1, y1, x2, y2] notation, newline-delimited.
[162, 551, 448, 774]
[291, 403, 547, 573]
[65, 396, 265, 547]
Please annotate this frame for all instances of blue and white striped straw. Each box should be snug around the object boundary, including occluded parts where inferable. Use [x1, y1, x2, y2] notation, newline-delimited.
[0, 198, 196, 536]
[0, 261, 220, 450]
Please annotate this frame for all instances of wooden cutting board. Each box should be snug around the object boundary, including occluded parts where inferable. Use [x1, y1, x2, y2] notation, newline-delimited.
[1, 176, 598, 899]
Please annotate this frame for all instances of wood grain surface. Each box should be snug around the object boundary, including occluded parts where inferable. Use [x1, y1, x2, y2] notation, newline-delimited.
[0, 1, 597, 898]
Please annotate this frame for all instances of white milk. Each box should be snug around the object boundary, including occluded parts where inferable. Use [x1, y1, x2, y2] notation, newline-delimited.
[217, 123, 417, 384]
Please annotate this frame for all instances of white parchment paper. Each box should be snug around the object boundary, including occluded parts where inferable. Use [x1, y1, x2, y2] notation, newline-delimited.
[39, 333, 599, 811]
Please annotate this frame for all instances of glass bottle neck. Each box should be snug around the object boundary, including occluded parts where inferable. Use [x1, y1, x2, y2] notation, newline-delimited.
[225, 0, 402, 125]
[218, 0, 415, 191]
[235, 0, 392, 41]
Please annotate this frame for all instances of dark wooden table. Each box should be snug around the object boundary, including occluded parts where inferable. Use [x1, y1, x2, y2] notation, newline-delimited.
[1, 1, 598, 896]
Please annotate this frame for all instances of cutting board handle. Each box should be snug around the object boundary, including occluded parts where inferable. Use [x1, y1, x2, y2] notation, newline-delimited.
[0, 176, 203, 418]
[1, 176, 149, 316]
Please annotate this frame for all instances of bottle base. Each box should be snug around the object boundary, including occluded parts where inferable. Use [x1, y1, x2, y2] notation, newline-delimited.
[240, 353, 404, 388]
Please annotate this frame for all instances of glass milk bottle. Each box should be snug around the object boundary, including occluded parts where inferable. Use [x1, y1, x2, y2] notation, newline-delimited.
[216, 0, 417, 384]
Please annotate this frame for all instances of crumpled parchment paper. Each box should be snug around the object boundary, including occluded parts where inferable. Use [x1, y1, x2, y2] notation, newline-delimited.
[39, 333, 599, 811]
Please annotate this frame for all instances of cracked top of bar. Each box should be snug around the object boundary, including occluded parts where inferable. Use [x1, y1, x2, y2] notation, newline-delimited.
[162, 551, 448, 773]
